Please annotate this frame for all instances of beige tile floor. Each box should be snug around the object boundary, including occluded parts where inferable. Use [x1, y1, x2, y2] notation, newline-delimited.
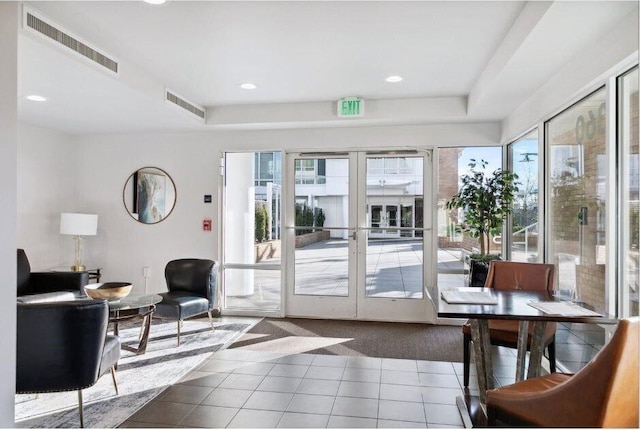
[120, 345, 527, 428]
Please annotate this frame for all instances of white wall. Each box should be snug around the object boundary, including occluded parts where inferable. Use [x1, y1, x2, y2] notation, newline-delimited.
[1, 2, 18, 426]
[17, 124, 81, 269]
[72, 133, 219, 295]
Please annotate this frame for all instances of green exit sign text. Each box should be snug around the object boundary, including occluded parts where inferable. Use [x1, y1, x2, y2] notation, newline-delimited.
[337, 97, 364, 118]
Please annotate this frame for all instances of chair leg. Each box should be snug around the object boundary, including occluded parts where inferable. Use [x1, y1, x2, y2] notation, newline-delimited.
[208, 310, 215, 331]
[547, 337, 557, 373]
[110, 366, 119, 394]
[177, 320, 181, 346]
[463, 332, 471, 388]
[77, 389, 84, 428]
[487, 403, 497, 426]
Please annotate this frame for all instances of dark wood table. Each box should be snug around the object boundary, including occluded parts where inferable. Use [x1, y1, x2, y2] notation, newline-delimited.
[428, 287, 617, 428]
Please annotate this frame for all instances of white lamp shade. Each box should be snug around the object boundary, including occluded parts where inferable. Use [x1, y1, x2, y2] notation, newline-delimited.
[60, 213, 98, 236]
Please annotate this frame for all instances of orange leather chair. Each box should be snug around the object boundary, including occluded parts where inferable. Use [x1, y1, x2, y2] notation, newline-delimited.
[463, 260, 556, 387]
[486, 317, 639, 428]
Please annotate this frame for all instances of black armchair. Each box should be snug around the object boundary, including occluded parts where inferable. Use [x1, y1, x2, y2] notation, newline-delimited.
[154, 259, 219, 346]
[16, 299, 120, 428]
[17, 249, 89, 301]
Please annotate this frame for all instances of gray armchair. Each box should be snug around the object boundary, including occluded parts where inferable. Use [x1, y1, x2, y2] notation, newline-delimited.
[16, 299, 120, 428]
[154, 259, 219, 345]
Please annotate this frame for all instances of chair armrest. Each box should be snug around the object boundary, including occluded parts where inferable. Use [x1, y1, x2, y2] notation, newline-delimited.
[28, 271, 89, 295]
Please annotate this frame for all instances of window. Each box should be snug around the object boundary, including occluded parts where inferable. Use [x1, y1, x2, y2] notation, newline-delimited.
[294, 159, 326, 184]
[618, 67, 639, 317]
[547, 87, 607, 310]
[508, 130, 539, 262]
[225, 151, 282, 312]
[437, 146, 502, 288]
[255, 152, 281, 187]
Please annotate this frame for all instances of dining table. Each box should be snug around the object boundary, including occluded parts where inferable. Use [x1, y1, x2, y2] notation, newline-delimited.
[427, 286, 617, 428]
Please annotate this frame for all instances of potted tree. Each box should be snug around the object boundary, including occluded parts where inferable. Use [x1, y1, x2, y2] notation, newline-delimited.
[446, 159, 519, 287]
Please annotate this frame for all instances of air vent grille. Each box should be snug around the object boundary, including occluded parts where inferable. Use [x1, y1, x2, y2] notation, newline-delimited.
[25, 12, 118, 74]
[166, 91, 206, 120]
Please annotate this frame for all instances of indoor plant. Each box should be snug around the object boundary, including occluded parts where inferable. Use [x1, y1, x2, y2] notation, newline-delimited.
[446, 159, 519, 286]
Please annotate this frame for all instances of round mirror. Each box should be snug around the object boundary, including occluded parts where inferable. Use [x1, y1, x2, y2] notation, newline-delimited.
[123, 167, 176, 224]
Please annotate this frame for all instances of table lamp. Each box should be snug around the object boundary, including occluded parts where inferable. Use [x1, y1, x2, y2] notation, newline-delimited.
[60, 213, 98, 271]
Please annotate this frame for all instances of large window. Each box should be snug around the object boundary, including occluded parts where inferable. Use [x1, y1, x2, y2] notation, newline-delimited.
[618, 67, 639, 317]
[508, 130, 539, 262]
[547, 88, 607, 309]
[295, 159, 326, 184]
[224, 151, 282, 312]
[255, 152, 282, 187]
[437, 146, 502, 288]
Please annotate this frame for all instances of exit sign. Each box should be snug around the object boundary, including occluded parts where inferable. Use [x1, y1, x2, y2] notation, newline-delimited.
[337, 97, 364, 118]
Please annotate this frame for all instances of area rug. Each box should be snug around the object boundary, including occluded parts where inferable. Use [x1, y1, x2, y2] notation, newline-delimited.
[230, 318, 464, 362]
[15, 316, 259, 428]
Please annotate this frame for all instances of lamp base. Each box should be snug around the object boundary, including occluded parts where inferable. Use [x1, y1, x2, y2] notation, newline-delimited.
[71, 264, 86, 272]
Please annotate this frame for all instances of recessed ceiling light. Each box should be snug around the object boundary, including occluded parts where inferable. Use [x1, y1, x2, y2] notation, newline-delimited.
[143, 0, 166, 4]
[385, 75, 403, 83]
[240, 82, 257, 90]
[26, 95, 47, 102]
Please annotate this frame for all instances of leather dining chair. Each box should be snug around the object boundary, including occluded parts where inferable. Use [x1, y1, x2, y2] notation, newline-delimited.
[155, 258, 219, 346]
[463, 260, 557, 387]
[16, 299, 120, 428]
[486, 317, 639, 427]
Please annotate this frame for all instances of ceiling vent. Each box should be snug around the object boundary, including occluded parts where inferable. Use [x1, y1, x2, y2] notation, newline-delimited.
[166, 90, 206, 121]
[23, 8, 118, 75]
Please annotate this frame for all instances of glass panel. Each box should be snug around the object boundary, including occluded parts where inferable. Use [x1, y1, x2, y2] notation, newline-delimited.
[371, 205, 383, 233]
[294, 157, 349, 296]
[224, 152, 282, 311]
[437, 147, 503, 288]
[366, 156, 423, 299]
[619, 67, 639, 317]
[509, 129, 539, 262]
[400, 203, 413, 238]
[224, 268, 281, 311]
[548, 88, 607, 309]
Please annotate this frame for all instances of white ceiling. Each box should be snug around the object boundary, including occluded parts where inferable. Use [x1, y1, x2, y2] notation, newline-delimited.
[16, 1, 638, 135]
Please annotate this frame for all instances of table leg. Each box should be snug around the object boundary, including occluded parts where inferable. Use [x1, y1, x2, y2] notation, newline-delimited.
[113, 310, 120, 336]
[120, 306, 155, 355]
[470, 319, 493, 403]
[527, 321, 547, 379]
[516, 320, 529, 382]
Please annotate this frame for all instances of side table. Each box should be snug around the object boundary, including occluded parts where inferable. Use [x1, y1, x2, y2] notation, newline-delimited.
[51, 266, 102, 283]
[108, 294, 163, 355]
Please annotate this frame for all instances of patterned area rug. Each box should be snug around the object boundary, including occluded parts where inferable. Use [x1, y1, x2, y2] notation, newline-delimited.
[15, 316, 259, 428]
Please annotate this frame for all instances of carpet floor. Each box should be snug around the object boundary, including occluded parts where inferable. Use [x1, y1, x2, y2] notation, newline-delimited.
[15, 317, 259, 428]
[230, 318, 464, 363]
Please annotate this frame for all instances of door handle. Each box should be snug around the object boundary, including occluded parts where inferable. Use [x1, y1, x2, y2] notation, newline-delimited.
[351, 231, 357, 240]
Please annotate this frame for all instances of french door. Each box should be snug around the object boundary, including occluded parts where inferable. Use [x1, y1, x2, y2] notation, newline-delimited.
[370, 204, 400, 239]
[285, 150, 435, 322]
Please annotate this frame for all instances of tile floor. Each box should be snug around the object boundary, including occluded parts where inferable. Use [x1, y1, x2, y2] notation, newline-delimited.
[120, 345, 527, 428]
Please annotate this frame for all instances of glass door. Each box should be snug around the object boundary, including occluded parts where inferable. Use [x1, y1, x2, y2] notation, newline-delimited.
[369, 204, 401, 239]
[285, 151, 435, 322]
[285, 153, 357, 318]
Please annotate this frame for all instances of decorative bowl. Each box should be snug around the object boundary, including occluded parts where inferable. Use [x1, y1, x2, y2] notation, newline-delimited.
[84, 282, 133, 301]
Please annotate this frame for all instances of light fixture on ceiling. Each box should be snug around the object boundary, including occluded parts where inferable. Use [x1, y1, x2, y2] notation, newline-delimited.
[143, 0, 166, 4]
[385, 75, 403, 83]
[239, 82, 257, 90]
[26, 94, 47, 102]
